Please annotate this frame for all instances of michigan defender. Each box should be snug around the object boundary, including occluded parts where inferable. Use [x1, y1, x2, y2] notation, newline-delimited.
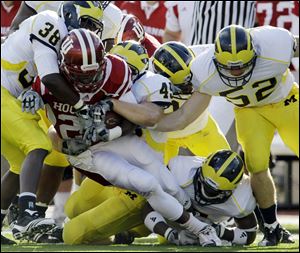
[152, 42, 230, 164]
[144, 150, 257, 246]
[10, 1, 122, 52]
[145, 25, 299, 246]
[1, 1, 104, 241]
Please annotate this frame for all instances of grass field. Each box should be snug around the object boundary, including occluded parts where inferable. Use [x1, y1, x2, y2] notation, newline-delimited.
[1, 225, 299, 252]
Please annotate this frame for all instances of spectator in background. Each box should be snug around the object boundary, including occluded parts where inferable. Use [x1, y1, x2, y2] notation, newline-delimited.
[256, 1, 299, 83]
[120, 1, 167, 43]
[163, 1, 195, 45]
[1, 1, 21, 37]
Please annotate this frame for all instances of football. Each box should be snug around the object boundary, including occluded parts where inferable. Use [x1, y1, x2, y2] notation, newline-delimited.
[104, 111, 123, 129]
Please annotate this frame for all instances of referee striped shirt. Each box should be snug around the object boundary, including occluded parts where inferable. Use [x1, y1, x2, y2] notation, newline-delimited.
[190, 1, 256, 45]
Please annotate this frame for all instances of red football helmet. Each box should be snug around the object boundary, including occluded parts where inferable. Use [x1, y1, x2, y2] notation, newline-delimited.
[59, 28, 106, 93]
[116, 14, 145, 44]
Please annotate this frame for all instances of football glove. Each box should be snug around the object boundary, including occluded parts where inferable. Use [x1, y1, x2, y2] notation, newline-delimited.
[19, 89, 44, 114]
[61, 138, 89, 156]
[92, 99, 114, 126]
[74, 104, 94, 132]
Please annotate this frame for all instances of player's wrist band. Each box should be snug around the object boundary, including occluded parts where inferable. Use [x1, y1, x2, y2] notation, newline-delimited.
[73, 99, 84, 110]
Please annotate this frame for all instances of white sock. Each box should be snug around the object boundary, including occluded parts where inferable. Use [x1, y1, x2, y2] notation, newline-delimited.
[264, 221, 279, 229]
[144, 211, 166, 232]
[181, 213, 207, 237]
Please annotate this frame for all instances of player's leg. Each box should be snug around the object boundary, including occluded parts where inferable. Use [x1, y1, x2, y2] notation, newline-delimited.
[235, 106, 282, 246]
[63, 187, 146, 244]
[1, 87, 54, 239]
[91, 150, 217, 244]
[184, 114, 230, 157]
[97, 136, 191, 210]
[274, 85, 299, 157]
[64, 178, 108, 219]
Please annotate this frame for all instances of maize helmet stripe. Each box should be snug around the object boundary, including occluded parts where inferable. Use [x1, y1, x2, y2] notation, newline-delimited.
[153, 58, 174, 77]
[219, 155, 244, 183]
[215, 152, 237, 177]
[78, 1, 103, 20]
[230, 26, 236, 55]
[164, 45, 187, 71]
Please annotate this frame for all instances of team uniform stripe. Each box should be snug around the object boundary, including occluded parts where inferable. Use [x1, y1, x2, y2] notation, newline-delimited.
[73, 29, 88, 66]
[85, 31, 97, 65]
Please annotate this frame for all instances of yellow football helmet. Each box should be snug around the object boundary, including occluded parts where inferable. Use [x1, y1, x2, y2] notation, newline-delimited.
[194, 150, 244, 205]
[59, 1, 104, 36]
[214, 25, 257, 87]
[152, 41, 195, 87]
[110, 41, 149, 79]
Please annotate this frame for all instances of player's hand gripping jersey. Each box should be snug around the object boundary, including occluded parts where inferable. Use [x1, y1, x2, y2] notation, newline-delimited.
[191, 26, 296, 107]
[1, 10, 68, 98]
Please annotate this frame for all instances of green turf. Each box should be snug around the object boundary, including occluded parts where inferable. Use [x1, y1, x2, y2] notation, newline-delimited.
[1, 233, 299, 252]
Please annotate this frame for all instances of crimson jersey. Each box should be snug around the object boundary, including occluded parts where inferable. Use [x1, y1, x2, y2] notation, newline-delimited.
[256, 1, 299, 71]
[120, 1, 167, 43]
[33, 54, 132, 140]
[142, 32, 161, 57]
[1, 1, 21, 36]
[256, 1, 299, 32]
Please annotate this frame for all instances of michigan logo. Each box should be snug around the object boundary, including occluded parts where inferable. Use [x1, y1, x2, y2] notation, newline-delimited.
[284, 95, 297, 106]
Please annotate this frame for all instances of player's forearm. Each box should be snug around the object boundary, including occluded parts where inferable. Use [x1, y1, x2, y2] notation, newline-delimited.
[42, 73, 81, 106]
[155, 92, 211, 132]
[111, 99, 164, 127]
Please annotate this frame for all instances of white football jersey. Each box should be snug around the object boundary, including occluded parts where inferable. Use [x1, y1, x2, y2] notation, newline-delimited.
[131, 71, 173, 144]
[1, 10, 68, 98]
[25, 1, 61, 13]
[168, 156, 256, 223]
[25, 1, 122, 41]
[191, 26, 296, 107]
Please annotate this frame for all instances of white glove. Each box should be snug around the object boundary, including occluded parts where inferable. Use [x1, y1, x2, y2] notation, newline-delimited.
[19, 89, 44, 114]
[92, 99, 114, 126]
[74, 104, 94, 132]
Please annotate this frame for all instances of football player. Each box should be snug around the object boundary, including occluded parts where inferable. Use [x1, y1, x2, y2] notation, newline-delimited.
[144, 150, 257, 246]
[1, 1, 104, 242]
[48, 150, 257, 247]
[136, 25, 299, 246]
[9, 1, 122, 52]
[102, 41, 230, 165]
[115, 13, 161, 57]
[25, 29, 219, 246]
